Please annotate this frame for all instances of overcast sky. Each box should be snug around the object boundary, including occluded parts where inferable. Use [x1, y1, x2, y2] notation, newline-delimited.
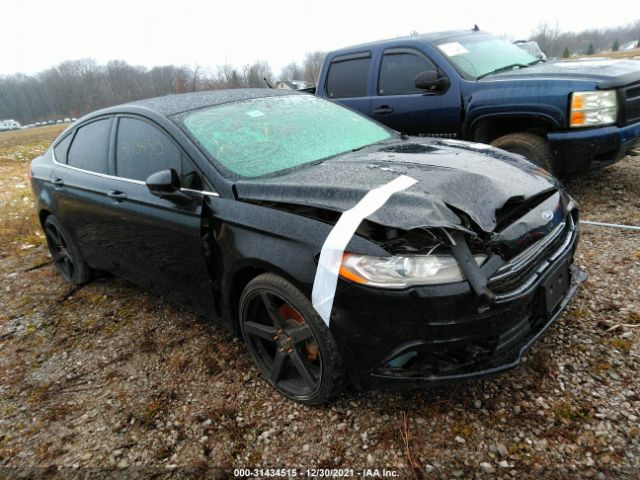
[1, 0, 637, 76]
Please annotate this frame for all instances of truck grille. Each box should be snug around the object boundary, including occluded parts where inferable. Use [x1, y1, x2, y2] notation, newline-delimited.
[621, 83, 640, 126]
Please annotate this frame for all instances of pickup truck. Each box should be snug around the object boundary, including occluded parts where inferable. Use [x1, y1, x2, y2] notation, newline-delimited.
[315, 29, 640, 175]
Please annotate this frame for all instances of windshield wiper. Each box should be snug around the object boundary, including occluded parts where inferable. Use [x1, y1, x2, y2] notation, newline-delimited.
[477, 63, 530, 80]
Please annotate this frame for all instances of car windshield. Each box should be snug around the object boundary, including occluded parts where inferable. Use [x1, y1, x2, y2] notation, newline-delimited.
[436, 33, 538, 79]
[182, 95, 392, 178]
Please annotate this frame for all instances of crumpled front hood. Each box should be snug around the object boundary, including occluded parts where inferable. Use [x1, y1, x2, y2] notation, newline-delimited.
[492, 58, 640, 88]
[234, 138, 559, 234]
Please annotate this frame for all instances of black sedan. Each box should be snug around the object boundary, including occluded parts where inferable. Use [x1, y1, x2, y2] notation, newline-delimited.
[30, 89, 585, 404]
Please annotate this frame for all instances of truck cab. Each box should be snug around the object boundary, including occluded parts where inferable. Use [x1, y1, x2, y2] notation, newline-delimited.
[316, 30, 640, 175]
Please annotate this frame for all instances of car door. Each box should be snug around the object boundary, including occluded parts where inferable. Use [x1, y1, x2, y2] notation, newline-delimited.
[370, 47, 461, 136]
[324, 51, 373, 116]
[105, 115, 216, 313]
[51, 116, 122, 271]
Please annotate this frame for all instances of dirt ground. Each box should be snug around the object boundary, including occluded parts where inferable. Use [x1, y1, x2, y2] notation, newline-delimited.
[0, 125, 639, 479]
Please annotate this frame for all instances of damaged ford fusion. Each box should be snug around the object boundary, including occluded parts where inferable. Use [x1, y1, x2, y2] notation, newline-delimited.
[30, 89, 586, 404]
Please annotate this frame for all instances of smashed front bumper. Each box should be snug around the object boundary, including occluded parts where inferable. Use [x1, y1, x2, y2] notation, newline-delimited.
[330, 212, 586, 390]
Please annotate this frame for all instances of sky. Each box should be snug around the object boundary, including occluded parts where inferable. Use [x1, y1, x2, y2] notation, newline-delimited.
[1, 0, 638, 77]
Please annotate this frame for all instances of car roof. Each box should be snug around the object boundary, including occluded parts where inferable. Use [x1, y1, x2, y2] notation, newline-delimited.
[123, 88, 299, 117]
[327, 30, 486, 56]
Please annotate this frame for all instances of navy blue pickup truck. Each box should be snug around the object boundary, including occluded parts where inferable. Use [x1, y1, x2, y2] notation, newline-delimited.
[315, 29, 640, 175]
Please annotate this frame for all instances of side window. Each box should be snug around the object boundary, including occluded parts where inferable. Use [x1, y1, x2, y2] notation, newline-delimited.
[116, 117, 203, 189]
[326, 54, 371, 98]
[116, 118, 179, 181]
[53, 133, 73, 164]
[378, 51, 437, 95]
[67, 119, 112, 173]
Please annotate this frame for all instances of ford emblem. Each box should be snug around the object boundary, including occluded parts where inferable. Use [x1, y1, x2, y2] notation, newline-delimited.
[541, 209, 554, 221]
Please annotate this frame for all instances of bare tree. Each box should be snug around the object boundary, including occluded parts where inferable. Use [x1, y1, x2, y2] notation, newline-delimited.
[303, 51, 325, 84]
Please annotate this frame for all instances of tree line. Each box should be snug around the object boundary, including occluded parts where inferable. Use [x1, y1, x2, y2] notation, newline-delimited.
[531, 19, 640, 58]
[0, 52, 325, 124]
[3, 19, 640, 124]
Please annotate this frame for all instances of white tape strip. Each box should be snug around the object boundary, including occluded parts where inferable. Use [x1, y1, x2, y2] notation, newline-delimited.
[581, 220, 640, 231]
[312, 175, 418, 326]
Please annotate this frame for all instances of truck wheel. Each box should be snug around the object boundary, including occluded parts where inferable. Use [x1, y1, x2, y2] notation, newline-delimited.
[491, 133, 555, 174]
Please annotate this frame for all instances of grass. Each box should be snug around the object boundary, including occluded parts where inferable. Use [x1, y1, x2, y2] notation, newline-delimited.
[0, 125, 66, 258]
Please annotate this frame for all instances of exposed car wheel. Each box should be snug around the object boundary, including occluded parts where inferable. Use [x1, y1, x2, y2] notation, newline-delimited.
[491, 132, 555, 174]
[239, 273, 345, 405]
[43, 215, 91, 285]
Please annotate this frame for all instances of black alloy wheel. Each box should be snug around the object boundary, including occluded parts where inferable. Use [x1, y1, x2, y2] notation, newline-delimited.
[43, 215, 90, 285]
[239, 273, 345, 404]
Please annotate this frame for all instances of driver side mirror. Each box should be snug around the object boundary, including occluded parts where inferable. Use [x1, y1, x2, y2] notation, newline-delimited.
[145, 169, 191, 205]
[415, 71, 449, 91]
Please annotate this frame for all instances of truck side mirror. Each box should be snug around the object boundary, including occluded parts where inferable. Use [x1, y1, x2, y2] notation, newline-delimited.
[415, 71, 448, 91]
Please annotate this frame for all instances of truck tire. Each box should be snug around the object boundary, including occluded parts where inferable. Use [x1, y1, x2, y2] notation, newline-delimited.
[491, 133, 555, 174]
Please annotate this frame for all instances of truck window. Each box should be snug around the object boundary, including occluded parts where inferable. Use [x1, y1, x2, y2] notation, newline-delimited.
[378, 51, 437, 96]
[326, 54, 371, 98]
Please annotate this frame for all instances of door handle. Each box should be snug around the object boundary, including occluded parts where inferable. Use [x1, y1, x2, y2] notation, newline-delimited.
[373, 106, 394, 115]
[107, 190, 127, 201]
[52, 178, 64, 188]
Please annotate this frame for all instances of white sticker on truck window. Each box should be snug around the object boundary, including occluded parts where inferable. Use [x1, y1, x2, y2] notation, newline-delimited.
[438, 42, 469, 56]
[312, 175, 418, 326]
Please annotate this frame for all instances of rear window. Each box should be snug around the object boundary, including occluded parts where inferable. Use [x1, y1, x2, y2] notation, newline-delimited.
[326, 55, 371, 98]
[53, 133, 73, 164]
[182, 95, 391, 178]
[67, 118, 112, 174]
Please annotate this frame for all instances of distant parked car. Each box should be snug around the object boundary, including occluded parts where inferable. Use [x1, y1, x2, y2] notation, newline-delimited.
[64, 118, 71, 123]
[31, 89, 584, 404]
[0, 119, 22, 131]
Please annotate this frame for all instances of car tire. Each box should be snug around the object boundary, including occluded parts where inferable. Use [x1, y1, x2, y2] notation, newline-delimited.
[43, 215, 91, 285]
[239, 273, 346, 405]
[491, 132, 555, 174]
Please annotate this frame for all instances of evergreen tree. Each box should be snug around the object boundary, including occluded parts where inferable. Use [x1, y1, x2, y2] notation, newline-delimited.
[612, 39, 620, 51]
[587, 43, 595, 55]
[562, 47, 571, 58]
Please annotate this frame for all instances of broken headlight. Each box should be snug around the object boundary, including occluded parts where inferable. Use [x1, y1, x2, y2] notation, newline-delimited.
[339, 253, 486, 288]
[569, 90, 617, 128]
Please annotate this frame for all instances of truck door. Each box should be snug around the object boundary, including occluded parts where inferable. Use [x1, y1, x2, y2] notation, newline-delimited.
[323, 51, 372, 116]
[370, 48, 461, 136]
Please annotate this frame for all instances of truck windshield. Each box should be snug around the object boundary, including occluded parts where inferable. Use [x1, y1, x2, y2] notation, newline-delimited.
[436, 34, 538, 79]
[182, 95, 392, 178]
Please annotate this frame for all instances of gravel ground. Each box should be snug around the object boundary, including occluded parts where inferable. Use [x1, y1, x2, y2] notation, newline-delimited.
[0, 127, 639, 479]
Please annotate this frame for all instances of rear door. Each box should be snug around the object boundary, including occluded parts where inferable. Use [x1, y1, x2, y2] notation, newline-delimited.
[370, 47, 461, 135]
[323, 52, 372, 116]
[51, 116, 119, 270]
[106, 115, 216, 313]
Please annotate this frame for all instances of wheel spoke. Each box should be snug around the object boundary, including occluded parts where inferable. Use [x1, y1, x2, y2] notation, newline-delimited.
[289, 350, 316, 389]
[260, 293, 286, 328]
[270, 350, 286, 383]
[244, 321, 277, 341]
[63, 257, 74, 277]
[289, 325, 313, 344]
[46, 226, 61, 245]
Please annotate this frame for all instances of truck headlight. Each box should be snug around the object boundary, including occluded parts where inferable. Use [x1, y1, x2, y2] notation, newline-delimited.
[569, 91, 617, 128]
[339, 253, 486, 289]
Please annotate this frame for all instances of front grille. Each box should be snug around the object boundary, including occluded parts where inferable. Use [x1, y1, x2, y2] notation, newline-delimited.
[489, 214, 576, 300]
[621, 83, 640, 126]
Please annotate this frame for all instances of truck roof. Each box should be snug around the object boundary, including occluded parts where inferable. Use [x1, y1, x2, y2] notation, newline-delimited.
[327, 30, 484, 56]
